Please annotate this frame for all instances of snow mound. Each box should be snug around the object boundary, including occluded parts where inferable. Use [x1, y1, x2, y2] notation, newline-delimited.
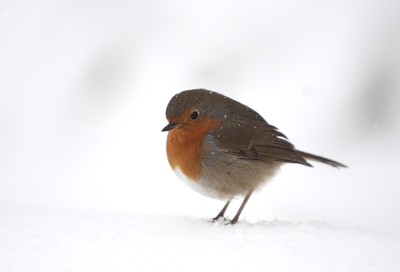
[1, 206, 399, 272]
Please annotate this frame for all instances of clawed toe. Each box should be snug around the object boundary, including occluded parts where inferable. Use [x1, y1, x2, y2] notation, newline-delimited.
[224, 218, 239, 225]
[210, 216, 227, 223]
[209, 216, 239, 225]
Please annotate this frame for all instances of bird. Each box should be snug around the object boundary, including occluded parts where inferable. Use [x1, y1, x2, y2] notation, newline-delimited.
[162, 89, 346, 224]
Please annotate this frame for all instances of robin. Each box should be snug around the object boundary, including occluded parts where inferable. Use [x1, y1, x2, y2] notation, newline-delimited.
[162, 89, 346, 224]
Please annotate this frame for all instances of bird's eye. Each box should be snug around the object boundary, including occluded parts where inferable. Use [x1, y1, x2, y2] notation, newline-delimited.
[190, 111, 199, 120]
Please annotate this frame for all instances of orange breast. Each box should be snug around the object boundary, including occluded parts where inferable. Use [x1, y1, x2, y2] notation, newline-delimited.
[166, 118, 220, 181]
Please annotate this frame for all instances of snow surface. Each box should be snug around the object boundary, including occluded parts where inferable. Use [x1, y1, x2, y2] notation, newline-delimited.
[1, 0, 400, 271]
[1, 205, 399, 272]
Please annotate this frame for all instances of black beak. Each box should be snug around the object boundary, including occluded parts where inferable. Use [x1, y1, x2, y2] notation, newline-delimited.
[162, 122, 178, 132]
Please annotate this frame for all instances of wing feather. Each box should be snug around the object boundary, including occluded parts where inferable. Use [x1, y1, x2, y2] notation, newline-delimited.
[209, 111, 311, 167]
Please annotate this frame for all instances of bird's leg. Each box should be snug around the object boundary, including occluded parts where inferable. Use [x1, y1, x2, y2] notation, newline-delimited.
[229, 191, 253, 225]
[211, 199, 231, 222]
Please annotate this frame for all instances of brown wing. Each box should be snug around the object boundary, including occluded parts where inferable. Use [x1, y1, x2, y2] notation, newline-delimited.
[209, 112, 312, 167]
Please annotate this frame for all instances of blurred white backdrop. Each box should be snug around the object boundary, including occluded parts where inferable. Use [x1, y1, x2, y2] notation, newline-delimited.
[1, 0, 400, 235]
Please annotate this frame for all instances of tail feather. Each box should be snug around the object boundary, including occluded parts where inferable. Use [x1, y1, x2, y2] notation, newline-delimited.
[297, 150, 347, 168]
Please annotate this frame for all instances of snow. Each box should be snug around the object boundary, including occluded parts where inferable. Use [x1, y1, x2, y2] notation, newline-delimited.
[1, 0, 400, 271]
[1, 205, 399, 272]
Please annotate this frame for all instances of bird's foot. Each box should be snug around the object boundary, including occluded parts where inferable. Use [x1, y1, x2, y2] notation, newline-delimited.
[210, 216, 239, 225]
[223, 218, 238, 225]
[210, 216, 228, 224]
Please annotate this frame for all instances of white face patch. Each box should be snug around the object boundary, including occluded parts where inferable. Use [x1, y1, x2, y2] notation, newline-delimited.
[173, 167, 216, 198]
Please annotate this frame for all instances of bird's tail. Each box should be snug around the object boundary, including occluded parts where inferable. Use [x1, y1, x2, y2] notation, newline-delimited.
[297, 150, 347, 168]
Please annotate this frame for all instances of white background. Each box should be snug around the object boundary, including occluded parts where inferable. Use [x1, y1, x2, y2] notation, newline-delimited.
[1, 0, 400, 270]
